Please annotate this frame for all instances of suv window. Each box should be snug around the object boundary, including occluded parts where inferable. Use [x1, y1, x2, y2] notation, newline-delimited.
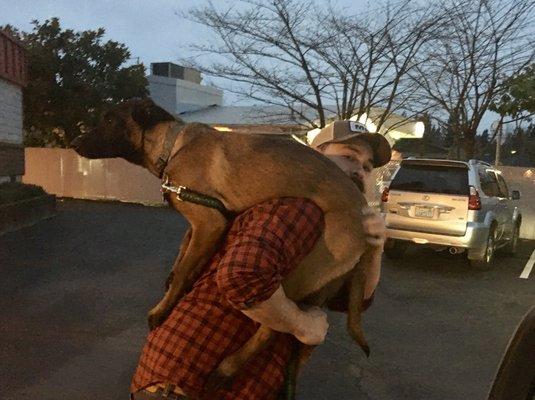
[496, 174, 510, 198]
[479, 170, 500, 197]
[390, 164, 469, 195]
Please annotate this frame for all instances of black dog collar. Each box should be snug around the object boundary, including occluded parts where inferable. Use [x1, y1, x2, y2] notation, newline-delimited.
[155, 121, 185, 178]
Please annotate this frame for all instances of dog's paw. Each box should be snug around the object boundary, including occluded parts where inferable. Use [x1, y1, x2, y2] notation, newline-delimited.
[147, 308, 167, 330]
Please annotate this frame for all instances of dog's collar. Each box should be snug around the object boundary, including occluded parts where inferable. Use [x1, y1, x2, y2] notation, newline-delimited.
[155, 121, 185, 179]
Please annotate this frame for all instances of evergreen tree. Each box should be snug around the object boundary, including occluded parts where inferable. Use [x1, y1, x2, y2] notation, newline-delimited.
[2, 19, 148, 147]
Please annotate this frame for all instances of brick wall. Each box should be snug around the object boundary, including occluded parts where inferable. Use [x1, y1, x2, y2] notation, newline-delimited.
[0, 30, 27, 87]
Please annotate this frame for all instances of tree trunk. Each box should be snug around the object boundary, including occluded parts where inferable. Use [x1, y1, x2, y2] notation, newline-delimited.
[464, 130, 476, 160]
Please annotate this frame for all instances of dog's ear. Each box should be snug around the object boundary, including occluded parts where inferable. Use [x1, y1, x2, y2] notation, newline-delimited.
[131, 98, 175, 130]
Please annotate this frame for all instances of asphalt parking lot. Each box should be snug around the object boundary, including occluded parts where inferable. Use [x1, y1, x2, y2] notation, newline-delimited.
[1, 199, 534, 400]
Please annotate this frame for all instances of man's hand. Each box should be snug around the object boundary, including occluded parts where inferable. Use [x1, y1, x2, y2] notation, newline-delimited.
[241, 287, 329, 346]
[293, 306, 329, 346]
[362, 206, 386, 248]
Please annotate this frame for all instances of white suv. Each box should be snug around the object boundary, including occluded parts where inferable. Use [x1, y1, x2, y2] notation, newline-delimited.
[381, 158, 522, 269]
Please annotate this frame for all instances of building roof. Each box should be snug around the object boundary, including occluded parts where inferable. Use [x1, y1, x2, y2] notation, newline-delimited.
[178, 104, 421, 137]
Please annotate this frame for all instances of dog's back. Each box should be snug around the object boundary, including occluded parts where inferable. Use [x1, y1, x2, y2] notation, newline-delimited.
[169, 124, 365, 214]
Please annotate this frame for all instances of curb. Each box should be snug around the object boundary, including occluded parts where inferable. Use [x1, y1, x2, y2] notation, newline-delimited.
[0, 194, 56, 235]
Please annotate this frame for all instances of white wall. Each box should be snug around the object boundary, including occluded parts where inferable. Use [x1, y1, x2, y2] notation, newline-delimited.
[23, 148, 165, 205]
[148, 75, 223, 115]
[0, 79, 23, 144]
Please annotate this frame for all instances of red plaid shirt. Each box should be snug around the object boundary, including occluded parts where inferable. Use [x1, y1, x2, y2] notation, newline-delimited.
[131, 197, 324, 399]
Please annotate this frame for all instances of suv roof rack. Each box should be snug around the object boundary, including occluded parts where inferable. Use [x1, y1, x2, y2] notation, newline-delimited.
[401, 158, 469, 168]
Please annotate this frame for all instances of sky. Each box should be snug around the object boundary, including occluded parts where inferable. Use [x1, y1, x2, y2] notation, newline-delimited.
[1, 0, 208, 70]
[1, 0, 498, 129]
[1, 0, 370, 66]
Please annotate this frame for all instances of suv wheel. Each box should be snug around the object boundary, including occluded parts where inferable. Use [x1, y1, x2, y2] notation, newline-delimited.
[502, 223, 520, 256]
[470, 227, 496, 270]
[384, 239, 407, 259]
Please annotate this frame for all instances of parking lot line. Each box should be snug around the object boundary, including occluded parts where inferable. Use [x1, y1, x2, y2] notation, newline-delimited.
[519, 250, 535, 279]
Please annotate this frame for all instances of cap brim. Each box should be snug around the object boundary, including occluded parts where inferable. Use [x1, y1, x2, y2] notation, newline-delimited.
[338, 133, 392, 167]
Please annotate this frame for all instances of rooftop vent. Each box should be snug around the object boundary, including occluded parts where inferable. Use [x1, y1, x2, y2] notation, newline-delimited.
[151, 62, 201, 84]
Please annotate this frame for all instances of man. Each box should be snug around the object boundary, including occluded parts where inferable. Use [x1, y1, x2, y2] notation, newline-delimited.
[310, 120, 390, 303]
[130, 121, 391, 400]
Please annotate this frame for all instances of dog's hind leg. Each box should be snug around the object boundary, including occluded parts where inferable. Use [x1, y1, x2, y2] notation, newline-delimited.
[347, 257, 369, 356]
[148, 207, 228, 330]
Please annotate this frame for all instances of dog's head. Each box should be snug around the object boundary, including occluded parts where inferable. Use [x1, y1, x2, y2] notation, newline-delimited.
[71, 98, 175, 164]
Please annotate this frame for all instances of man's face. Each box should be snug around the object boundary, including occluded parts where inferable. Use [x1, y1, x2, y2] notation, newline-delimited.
[317, 140, 374, 192]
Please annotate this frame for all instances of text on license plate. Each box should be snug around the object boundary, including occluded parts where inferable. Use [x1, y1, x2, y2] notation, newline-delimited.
[415, 206, 434, 218]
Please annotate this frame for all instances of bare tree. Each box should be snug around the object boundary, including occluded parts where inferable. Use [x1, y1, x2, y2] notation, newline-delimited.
[183, 0, 444, 131]
[411, 0, 535, 159]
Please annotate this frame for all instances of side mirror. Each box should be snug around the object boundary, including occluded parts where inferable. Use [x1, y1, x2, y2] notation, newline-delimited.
[511, 190, 520, 200]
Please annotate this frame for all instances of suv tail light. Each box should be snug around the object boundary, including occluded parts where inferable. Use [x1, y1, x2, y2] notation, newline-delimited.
[381, 187, 390, 202]
[468, 186, 481, 210]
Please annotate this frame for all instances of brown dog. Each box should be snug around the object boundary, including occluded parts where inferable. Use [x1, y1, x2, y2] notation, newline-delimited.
[72, 98, 374, 386]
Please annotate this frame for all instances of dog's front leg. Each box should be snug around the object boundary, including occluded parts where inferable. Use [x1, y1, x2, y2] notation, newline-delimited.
[148, 207, 229, 330]
[165, 228, 192, 292]
[205, 324, 275, 392]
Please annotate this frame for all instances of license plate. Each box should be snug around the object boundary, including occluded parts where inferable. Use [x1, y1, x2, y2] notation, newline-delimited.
[415, 206, 434, 218]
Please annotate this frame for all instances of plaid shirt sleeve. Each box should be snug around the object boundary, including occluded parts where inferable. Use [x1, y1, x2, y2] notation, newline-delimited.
[216, 197, 324, 310]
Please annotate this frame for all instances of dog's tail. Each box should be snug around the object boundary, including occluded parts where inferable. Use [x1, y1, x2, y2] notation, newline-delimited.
[347, 265, 370, 357]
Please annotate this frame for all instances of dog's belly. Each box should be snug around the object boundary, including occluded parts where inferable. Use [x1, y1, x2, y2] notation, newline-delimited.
[282, 216, 365, 302]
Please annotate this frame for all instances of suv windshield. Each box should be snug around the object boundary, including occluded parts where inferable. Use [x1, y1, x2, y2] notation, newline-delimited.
[390, 164, 469, 195]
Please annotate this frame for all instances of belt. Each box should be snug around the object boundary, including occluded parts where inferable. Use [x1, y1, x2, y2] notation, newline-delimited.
[132, 384, 189, 400]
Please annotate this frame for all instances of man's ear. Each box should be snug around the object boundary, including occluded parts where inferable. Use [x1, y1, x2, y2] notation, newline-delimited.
[131, 98, 175, 130]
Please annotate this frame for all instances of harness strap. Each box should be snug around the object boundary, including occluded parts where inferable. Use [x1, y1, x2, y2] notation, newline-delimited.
[162, 176, 236, 220]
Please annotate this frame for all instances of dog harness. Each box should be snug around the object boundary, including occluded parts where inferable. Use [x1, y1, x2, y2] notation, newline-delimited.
[156, 123, 236, 219]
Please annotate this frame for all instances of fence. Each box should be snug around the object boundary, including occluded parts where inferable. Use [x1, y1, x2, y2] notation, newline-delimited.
[23, 148, 165, 205]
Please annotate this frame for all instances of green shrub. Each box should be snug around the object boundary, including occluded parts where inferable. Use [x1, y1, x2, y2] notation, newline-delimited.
[0, 182, 47, 205]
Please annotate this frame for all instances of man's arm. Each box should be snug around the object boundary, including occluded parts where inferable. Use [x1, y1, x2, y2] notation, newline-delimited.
[241, 286, 329, 346]
[215, 198, 327, 346]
